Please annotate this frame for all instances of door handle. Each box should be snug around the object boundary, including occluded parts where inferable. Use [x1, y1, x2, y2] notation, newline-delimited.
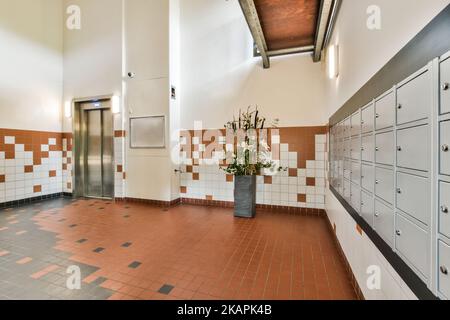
[397, 146, 402, 151]
[441, 266, 448, 275]
[375, 212, 379, 218]
[396, 230, 402, 236]
[442, 82, 450, 91]
[375, 113, 380, 119]
[375, 180, 379, 184]
[397, 103, 402, 110]
[442, 144, 449, 152]
[396, 188, 402, 194]
[442, 205, 449, 214]
[375, 147, 380, 152]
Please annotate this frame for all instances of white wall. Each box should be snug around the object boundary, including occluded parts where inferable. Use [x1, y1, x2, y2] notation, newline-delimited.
[62, 0, 123, 131]
[0, 0, 63, 132]
[324, 0, 450, 117]
[124, 0, 181, 202]
[324, 0, 450, 300]
[180, 0, 327, 130]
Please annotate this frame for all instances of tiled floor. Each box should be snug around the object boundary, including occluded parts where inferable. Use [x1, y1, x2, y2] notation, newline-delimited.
[0, 198, 357, 300]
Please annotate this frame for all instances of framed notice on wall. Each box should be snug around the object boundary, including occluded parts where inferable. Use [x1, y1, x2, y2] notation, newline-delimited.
[129, 115, 165, 149]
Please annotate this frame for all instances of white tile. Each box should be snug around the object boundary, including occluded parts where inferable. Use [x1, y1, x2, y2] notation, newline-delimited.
[306, 160, 315, 169]
[289, 160, 297, 168]
[41, 145, 49, 152]
[316, 134, 326, 144]
[316, 143, 326, 152]
[271, 135, 280, 144]
[4, 136, 15, 144]
[306, 169, 315, 177]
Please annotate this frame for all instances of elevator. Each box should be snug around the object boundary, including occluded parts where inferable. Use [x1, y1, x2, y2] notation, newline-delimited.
[74, 99, 114, 199]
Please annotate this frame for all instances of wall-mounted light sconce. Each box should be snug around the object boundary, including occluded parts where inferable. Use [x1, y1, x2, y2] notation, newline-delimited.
[64, 101, 72, 118]
[112, 95, 121, 114]
[327, 44, 339, 79]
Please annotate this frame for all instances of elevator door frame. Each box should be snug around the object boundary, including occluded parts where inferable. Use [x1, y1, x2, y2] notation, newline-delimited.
[73, 97, 115, 200]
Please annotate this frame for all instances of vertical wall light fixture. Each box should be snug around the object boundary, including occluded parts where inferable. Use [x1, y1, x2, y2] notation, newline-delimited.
[112, 95, 121, 114]
[327, 44, 340, 79]
[64, 101, 72, 118]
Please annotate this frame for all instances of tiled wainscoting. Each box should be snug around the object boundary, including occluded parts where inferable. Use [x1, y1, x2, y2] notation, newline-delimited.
[0, 127, 126, 206]
[0, 129, 64, 204]
[179, 127, 328, 210]
[62, 133, 73, 194]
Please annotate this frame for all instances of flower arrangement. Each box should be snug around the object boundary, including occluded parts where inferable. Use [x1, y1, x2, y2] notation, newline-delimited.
[223, 107, 285, 176]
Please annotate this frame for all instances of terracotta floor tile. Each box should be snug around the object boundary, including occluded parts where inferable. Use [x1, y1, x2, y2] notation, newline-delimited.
[16, 257, 33, 265]
[0, 198, 357, 300]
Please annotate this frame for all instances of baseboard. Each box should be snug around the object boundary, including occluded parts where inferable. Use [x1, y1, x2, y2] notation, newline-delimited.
[0, 192, 65, 209]
[115, 197, 181, 207]
[181, 198, 326, 215]
[324, 211, 365, 300]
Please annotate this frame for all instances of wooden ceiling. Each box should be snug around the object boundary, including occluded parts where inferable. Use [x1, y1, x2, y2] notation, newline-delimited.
[253, 0, 321, 51]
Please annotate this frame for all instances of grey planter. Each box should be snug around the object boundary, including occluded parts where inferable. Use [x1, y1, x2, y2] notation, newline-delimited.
[234, 175, 256, 218]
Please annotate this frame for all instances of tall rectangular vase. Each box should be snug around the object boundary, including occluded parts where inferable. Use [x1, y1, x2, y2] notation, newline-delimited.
[234, 175, 256, 218]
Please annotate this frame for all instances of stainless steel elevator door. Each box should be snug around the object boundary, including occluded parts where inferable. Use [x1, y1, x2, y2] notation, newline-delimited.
[79, 102, 114, 199]
[86, 110, 102, 197]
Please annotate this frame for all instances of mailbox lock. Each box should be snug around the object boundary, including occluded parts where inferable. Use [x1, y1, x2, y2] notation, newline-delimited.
[442, 205, 449, 214]
[375, 147, 380, 152]
[375, 180, 380, 185]
[442, 82, 450, 91]
[375, 212, 380, 218]
[396, 230, 402, 236]
[397, 104, 402, 110]
[442, 144, 449, 152]
[441, 266, 448, 275]
[397, 146, 402, 151]
[396, 188, 402, 194]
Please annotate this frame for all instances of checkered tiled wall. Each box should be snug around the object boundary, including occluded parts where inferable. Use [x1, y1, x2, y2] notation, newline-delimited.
[179, 127, 328, 209]
[0, 129, 63, 203]
[62, 133, 73, 193]
[114, 130, 126, 198]
[0, 127, 126, 204]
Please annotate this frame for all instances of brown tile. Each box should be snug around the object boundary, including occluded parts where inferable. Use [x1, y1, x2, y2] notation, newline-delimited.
[226, 175, 234, 182]
[16, 257, 33, 265]
[24, 165, 34, 173]
[49, 170, 56, 177]
[193, 173, 199, 181]
[0, 175, 4, 183]
[114, 130, 126, 138]
[180, 187, 187, 194]
[264, 176, 272, 184]
[117, 165, 123, 173]
[30, 265, 59, 279]
[297, 194, 306, 203]
[289, 168, 298, 177]
[306, 177, 316, 186]
[206, 195, 213, 201]
[186, 166, 193, 173]
[33, 185, 42, 193]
